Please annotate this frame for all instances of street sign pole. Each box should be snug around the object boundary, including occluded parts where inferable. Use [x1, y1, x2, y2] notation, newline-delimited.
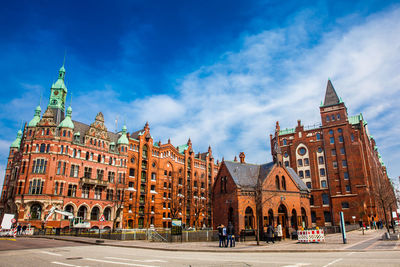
[340, 212, 347, 244]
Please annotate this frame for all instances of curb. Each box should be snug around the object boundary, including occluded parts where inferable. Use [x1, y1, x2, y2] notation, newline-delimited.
[28, 235, 399, 253]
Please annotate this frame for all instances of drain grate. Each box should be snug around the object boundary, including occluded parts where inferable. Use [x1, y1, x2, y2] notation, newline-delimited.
[66, 257, 83, 260]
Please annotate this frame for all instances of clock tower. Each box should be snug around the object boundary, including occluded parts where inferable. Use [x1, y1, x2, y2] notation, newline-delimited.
[48, 63, 68, 124]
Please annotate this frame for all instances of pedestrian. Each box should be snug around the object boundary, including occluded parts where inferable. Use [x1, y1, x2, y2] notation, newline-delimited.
[217, 224, 224, 247]
[222, 224, 227, 247]
[277, 223, 283, 241]
[22, 225, 27, 235]
[17, 224, 22, 236]
[266, 224, 275, 244]
[226, 222, 235, 247]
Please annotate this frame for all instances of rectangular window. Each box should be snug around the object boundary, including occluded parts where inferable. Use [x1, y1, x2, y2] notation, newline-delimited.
[299, 170, 304, 178]
[306, 182, 312, 189]
[128, 181, 134, 188]
[57, 161, 61, 175]
[324, 211, 332, 222]
[108, 172, 115, 183]
[284, 161, 289, 167]
[82, 186, 89, 198]
[331, 149, 336, 156]
[297, 159, 303, 167]
[330, 137, 334, 144]
[339, 136, 344, 143]
[59, 182, 64, 195]
[318, 156, 324, 164]
[67, 185, 72, 197]
[305, 170, 310, 178]
[97, 169, 104, 180]
[304, 158, 309, 166]
[62, 162, 66, 175]
[94, 188, 102, 199]
[344, 172, 349, 179]
[333, 161, 338, 168]
[345, 185, 351, 192]
[320, 168, 326, 176]
[84, 167, 92, 178]
[321, 180, 327, 188]
[54, 182, 59, 195]
[342, 160, 347, 167]
[322, 193, 330, 205]
[129, 168, 135, 177]
[340, 147, 345, 155]
[351, 134, 355, 142]
[151, 172, 156, 181]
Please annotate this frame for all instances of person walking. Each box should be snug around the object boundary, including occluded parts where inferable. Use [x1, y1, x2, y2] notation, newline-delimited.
[22, 225, 27, 235]
[266, 224, 275, 244]
[222, 224, 227, 247]
[17, 224, 22, 236]
[217, 224, 223, 247]
[226, 222, 235, 247]
[277, 223, 283, 241]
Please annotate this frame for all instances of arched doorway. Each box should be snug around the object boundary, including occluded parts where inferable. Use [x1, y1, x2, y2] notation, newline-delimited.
[127, 219, 133, 228]
[90, 207, 100, 221]
[64, 205, 74, 220]
[277, 204, 288, 238]
[244, 207, 254, 229]
[291, 209, 298, 230]
[301, 207, 308, 228]
[30, 203, 42, 220]
[103, 207, 111, 221]
[77, 206, 88, 220]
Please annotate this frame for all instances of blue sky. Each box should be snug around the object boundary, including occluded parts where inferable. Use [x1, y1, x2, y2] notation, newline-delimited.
[1, 0, 400, 190]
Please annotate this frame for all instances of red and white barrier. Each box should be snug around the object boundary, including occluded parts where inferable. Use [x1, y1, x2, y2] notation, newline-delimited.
[297, 229, 325, 243]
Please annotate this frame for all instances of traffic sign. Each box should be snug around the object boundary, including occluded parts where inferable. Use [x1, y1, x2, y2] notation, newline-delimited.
[99, 215, 105, 222]
[11, 218, 16, 224]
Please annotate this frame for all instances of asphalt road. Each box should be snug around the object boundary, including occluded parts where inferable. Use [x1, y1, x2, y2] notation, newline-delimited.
[0, 239, 399, 267]
[0, 237, 88, 251]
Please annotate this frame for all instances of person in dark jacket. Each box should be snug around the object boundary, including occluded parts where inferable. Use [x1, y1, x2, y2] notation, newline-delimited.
[266, 224, 275, 244]
[217, 224, 224, 247]
[226, 222, 235, 247]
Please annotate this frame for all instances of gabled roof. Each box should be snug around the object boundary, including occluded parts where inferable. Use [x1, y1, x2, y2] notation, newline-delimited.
[323, 80, 341, 106]
[72, 120, 120, 144]
[286, 167, 309, 192]
[129, 129, 144, 140]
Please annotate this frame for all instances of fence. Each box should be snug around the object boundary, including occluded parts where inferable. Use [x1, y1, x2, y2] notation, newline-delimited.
[323, 224, 360, 234]
[34, 227, 218, 242]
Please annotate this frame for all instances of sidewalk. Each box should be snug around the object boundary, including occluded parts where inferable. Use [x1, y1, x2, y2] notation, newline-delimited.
[30, 229, 399, 253]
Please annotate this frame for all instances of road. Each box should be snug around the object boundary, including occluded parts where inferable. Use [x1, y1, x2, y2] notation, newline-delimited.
[0, 238, 399, 266]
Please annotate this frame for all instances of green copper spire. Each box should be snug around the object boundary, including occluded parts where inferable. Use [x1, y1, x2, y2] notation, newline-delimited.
[48, 61, 68, 113]
[117, 125, 129, 145]
[10, 129, 22, 148]
[28, 105, 42, 127]
[59, 106, 74, 129]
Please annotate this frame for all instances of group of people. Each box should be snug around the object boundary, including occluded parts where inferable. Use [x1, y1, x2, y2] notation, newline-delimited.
[217, 222, 235, 247]
[16, 224, 28, 235]
[265, 223, 283, 244]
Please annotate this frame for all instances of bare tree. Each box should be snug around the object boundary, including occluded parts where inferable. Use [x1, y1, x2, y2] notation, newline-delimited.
[374, 177, 397, 233]
[193, 198, 207, 228]
[112, 187, 125, 231]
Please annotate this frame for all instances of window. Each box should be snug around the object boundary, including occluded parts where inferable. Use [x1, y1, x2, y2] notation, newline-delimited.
[305, 170, 310, 178]
[344, 172, 349, 179]
[94, 188, 102, 199]
[150, 185, 155, 191]
[333, 161, 338, 168]
[108, 172, 115, 183]
[330, 137, 334, 144]
[340, 147, 345, 155]
[324, 211, 332, 222]
[57, 161, 62, 175]
[46, 144, 50, 153]
[59, 182, 64, 195]
[32, 159, 47, 174]
[321, 180, 327, 188]
[337, 114, 341, 120]
[129, 168, 135, 177]
[342, 202, 349, 209]
[342, 160, 347, 167]
[299, 170, 304, 178]
[345, 185, 351, 192]
[84, 167, 92, 178]
[351, 134, 355, 142]
[320, 168, 326, 176]
[331, 149, 336, 156]
[54, 182, 59, 195]
[338, 128, 342, 133]
[311, 211, 317, 223]
[310, 195, 314, 206]
[62, 162, 66, 175]
[40, 144, 46, 153]
[304, 158, 309, 166]
[275, 176, 280, 190]
[331, 115, 335, 121]
[67, 185, 77, 197]
[284, 161, 289, 167]
[329, 130, 333, 135]
[70, 165, 79, 178]
[30, 204, 42, 220]
[306, 182, 312, 189]
[298, 148, 306, 155]
[318, 156, 324, 164]
[151, 172, 156, 181]
[283, 139, 287, 145]
[82, 186, 89, 198]
[316, 133, 321, 140]
[106, 189, 114, 200]
[281, 176, 286, 190]
[86, 152, 89, 160]
[128, 182, 134, 188]
[339, 136, 344, 143]
[28, 179, 43, 195]
[326, 116, 330, 122]
[60, 145, 64, 154]
[322, 193, 329, 205]
[97, 169, 104, 180]
[142, 145, 148, 159]
[317, 147, 323, 153]
[297, 159, 303, 166]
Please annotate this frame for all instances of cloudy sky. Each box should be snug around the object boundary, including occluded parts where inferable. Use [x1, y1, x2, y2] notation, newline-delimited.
[1, 1, 400, 189]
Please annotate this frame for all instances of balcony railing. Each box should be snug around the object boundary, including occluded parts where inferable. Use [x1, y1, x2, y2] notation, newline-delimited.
[80, 177, 108, 187]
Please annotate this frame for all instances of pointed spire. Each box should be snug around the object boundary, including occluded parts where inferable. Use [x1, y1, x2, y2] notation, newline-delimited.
[323, 79, 340, 106]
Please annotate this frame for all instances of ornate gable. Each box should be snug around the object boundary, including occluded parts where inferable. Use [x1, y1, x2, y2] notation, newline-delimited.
[37, 107, 56, 127]
[86, 112, 109, 140]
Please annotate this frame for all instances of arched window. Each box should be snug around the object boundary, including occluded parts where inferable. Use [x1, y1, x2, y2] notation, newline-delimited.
[46, 144, 50, 153]
[30, 204, 42, 220]
[281, 176, 286, 190]
[77, 206, 88, 220]
[63, 130, 66, 137]
[104, 207, 112, 221]
[90, 207, 100, 221]
[275, 175, 280, 190]
[244, 207, 254, 229]
[64, 205, 74, 219]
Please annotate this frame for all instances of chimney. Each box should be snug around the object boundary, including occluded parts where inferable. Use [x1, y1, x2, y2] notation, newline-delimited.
[239, 152, 245, 163]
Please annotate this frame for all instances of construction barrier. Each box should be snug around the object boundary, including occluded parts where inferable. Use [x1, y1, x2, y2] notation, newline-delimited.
[297, 229, 325, 243]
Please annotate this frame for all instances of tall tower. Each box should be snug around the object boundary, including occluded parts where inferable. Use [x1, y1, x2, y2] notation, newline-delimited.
[320, 79, 348, 125]
[48, 62, 68, 124]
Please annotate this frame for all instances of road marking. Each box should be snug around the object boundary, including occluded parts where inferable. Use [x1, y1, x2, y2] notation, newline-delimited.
[322, 258, 343, 267]
[40, 251, 63, 256]
[85, 258, 159, 267]
[51, 262, 88, 267]
[0, 238, 16, 241]
[105, 257, 167, 263]
[347, 252, 355, 256]
[281, 264, 311, 267]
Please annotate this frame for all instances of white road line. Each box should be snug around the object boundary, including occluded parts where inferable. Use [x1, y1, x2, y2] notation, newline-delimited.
[281, 264, 311, 267]
[51, 262, 88, 267]
[105, 257, 167, 263]
[347, 252, 355, 256]
[85, 258, 160, 267]
[40, 251, 62, 256]
[322, 258, 343, 267]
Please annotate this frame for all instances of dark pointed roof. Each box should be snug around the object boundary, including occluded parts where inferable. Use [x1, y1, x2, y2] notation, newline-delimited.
[323, 80, 340, 106]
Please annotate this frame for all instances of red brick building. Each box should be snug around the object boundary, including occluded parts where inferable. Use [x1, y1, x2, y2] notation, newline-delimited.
[0, 64, 128, 229]
[271, 80, 394, 227]
[213, 153, 311, 239]
[123, 126, 219, 229]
